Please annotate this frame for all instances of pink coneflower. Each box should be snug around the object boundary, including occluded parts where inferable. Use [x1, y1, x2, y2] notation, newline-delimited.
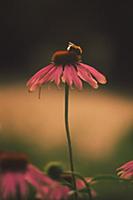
[35, 183, 70, 200]
[27, 42, 107, 199]
[117, 161, 133, 180]
[27, 42, 107, 92]
[0, 152, 58, 199]
[36, 177, 96, 200]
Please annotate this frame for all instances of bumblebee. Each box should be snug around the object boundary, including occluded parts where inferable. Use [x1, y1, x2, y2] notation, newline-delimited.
[51, 42, 83, 65]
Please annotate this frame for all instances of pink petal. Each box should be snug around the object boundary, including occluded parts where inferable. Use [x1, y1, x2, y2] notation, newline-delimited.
[47, 184, 69, 200]
[15, 173, 28, 198]
[38, 66, 57, 85]
[76, 179, 85, 190]
[61, 186, 70, 199]
[76, 178, 97, 198]
[27, 64, 54, 87]
[76, 178, 92, 189]
[35, 186, 49, 199]
[118, 161, 133, 170]
[120, 172, 133, 179]
[80, 63, 107, 84]
[77, 66, 98, 89]
[28, 78, 40, 92]
[62, 65, 73, 87]
[27, 164, 53, 185]
[25, 172, 46, 197]
[69, 66, 83, 89]
[1, 173, 17, 199]
[53, 66, 63, 86]
[27, 65, 56, 92]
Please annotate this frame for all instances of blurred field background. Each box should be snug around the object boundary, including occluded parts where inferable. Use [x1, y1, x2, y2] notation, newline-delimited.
[0, 0, 133, 199]
[0, 84, 133, 199]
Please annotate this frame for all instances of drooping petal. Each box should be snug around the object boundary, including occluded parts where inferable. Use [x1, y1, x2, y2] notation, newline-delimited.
[80, 63, 107, 84]
[77, 65, 98, 89]
[53, 66, 63, 86]
[25, 166, 68, 199]
[28, 78, 40, 92]
[117, 161, 133, 170]
[69, 66, 83, 89]
[119, 171, 133, 179]
[29, 67, 57, 92]
[38, 66, 57, 85]
[28, 164, 69, 200]
[15, 173, 28, 198]
[27, 64, 56, 92]
[117, 161, 133, 180]
[25, 172, 46, 197]
[27, 164, 53, 185]
[46, 183, 69, 200]
[27, 64, 54, 87]
[62, 65, 73, 87]
[35, 186, 49, 199]
[60, 186, 70, 200]
[76, 179, 85, 190]
[1, 173, 17, 199]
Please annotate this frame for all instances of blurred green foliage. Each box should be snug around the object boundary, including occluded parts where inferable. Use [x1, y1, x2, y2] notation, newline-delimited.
[0, 127, 133, 199]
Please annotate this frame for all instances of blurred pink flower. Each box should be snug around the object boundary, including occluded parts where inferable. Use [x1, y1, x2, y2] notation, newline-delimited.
[36, 177, 96, 200]
[36, 183, 70, 200]
[27, 42, 107, 92]
[0, 152, 58, 199]
[117, 161, 133, 180]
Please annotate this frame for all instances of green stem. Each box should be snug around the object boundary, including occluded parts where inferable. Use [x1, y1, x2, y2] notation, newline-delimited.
[64, 83, 77, 199]
[91, 174, 120, 182]
[91, 174, 133, 184]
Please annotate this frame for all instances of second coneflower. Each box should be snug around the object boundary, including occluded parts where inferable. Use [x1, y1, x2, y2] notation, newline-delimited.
[0, 152, 53, 199]
[117, 161, 133, 180]
[27, 42, 107, 200]
[0, 152, 70, 200]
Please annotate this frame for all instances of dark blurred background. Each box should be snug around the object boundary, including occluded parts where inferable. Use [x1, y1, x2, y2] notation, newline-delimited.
[0, 1, 133, 199]
[0, 0, 133, 90]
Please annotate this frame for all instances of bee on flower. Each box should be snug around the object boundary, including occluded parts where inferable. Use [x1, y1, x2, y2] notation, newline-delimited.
[27, 42, 107, 92]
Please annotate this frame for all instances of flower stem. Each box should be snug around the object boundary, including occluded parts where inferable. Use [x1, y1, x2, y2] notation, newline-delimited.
[64, 83, 77, 199]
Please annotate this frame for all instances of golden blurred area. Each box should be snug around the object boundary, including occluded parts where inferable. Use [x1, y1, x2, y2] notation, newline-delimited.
[0, 85, 133, 160]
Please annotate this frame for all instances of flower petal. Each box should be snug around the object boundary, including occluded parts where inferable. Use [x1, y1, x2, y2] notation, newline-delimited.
[77, 65, 98, 89]
[69, 66, 83, 89]
[25, 172, 45, 197]
[38, 66, 57, 85]
[15, 173, 28, 198]
[47, 183, 69, 200]
[28, 78, 40, 92]
[27, 64, 54, 87]
[118, 161, 133, 170]
[27, 164, 53, 185]
[117, 161, 133, 180]
[1, 173, 17, 199]
[62, 65, 73, 87]
[53, 66, 63, 86]
[80, 63, 107, 84]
